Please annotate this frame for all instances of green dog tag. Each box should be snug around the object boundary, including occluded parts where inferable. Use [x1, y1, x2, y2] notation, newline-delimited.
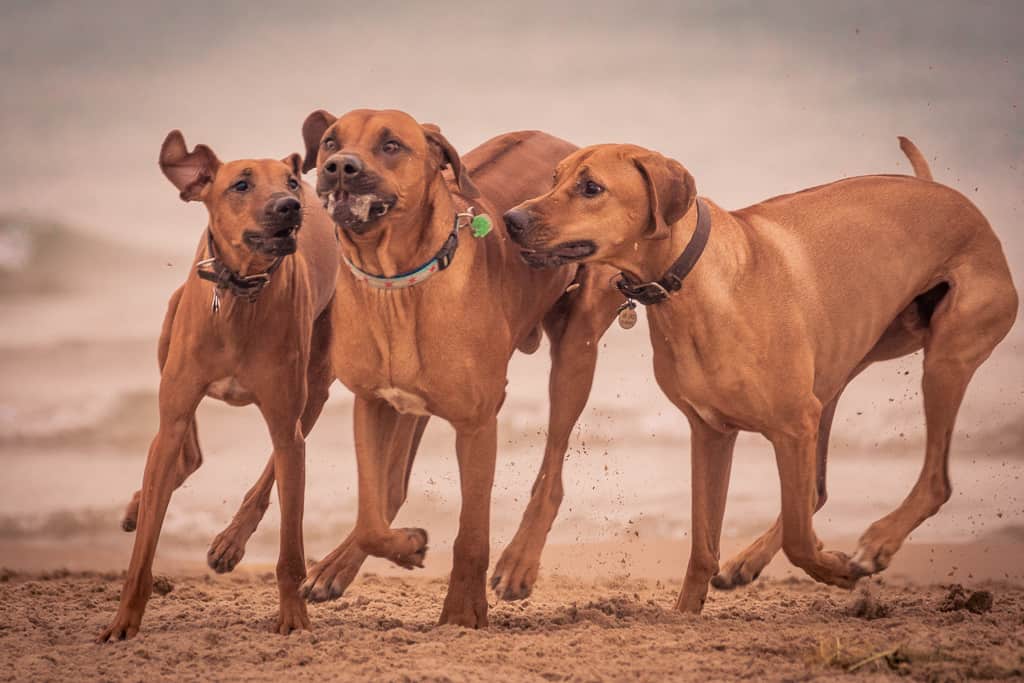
[471, 214, 492, 238]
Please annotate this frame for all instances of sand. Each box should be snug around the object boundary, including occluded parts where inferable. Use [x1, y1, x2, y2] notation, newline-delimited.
[2, 557, 1022, 682]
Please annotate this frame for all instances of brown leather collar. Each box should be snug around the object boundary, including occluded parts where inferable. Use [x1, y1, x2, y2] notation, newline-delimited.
[196, 230, 284, 308]
[616, 197, 711, 306]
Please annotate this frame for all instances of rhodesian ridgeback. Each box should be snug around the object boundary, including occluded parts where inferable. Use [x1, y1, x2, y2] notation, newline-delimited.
[279, 108, 620, 626]
[170, 115, 622, 617]
[99, 131, 338, 640]
[503, 137, 1018, 612]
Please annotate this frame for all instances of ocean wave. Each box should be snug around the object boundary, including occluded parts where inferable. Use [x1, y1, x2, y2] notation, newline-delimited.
[0, 215, 170, 297]
[0, 389, 158, 449]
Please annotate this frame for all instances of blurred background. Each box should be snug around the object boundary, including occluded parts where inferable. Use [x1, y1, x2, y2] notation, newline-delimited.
[0, 1, 1021, 581]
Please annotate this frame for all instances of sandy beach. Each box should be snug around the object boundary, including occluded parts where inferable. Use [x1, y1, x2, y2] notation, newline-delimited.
[3, 565, 1022, 682]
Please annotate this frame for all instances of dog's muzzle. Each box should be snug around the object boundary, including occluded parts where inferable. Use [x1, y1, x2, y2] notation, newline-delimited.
[243, 196, 302, 256]
[517, 240, 597, 269]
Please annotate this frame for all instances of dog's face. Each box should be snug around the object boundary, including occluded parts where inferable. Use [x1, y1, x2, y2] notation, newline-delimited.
[504, 144, 696, 268]
[159, 130, 305, 258]
[300, 108, 478, 236]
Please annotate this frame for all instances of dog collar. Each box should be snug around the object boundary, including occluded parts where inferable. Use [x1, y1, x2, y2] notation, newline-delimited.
[615, 197, 711, 308]
[343, 208, 491, 290]
[196, 230, 284, 312]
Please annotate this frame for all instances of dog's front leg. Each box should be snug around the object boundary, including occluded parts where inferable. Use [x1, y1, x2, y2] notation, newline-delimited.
[676, 417, 737, 613]
[492, 286, 617, 601]
[256, 390, 311, 635]
[712, 387, 845, 590]
[207, 312, 336, 573]
[301, 414, 428, 602]
[99, 374, 205, 641]
[771, 410, 859, 589]
[440, 417, 498, 628]
[351, 397, 429, 567]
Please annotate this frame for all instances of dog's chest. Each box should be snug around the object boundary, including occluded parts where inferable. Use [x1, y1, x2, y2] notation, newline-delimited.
[375, 386, 430, 415]
[650, 334, 757, 433]
[206, 376, 255, 406]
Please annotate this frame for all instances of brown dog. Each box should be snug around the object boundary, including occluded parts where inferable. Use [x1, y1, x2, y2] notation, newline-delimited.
[503, 137, 1018, 612]
[99, 131, 338, 640]
[177, 119, 622, 614]
[276, 108, 621, 626]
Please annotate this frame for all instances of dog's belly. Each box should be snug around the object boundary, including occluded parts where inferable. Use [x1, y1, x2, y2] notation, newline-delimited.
[376, 387, 431, 415]
[206, 377, 255, 406]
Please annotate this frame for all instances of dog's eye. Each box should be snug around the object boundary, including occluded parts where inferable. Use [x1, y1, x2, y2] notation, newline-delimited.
[232, 180, 250, 192]
[581, 180, 604, 197]
[322, 138, 337, 151]
[381, 140, 401, 154]
[287, 177, 299, 191]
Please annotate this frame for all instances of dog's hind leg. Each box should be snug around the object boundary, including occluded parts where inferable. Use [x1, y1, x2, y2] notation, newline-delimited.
[122, 287, 203, 533]
[207, 310, 335, 573]
[852, 267, 1017, 576]
[491, 271, 619, 601]
[301, 414, 428, 602]
[712, 307, 934, 591]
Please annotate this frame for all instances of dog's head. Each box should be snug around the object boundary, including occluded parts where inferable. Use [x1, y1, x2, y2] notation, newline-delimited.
[503, 144, 696, 268]
[159, 130, 305, 258]
[300, 108, 478, 237]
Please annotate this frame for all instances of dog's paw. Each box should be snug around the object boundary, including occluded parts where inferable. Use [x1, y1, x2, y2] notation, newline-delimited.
[439, 578, 488, 629]
[300, 540, 366, 603]
[207, 524, 249, 574]
[490, 539, 543, 601]
[850, 541, 896, 578]
[121, 493, 140, 533]
[710, 562, 762, 590]
[97, 608, 142, 643]
[800, 549, 862, 589]
[275, 598, 311, 636]
[388, 528, 429, 570]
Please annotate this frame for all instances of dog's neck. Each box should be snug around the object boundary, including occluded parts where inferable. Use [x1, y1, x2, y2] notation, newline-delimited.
[338, 175, 458, 276]
[611, 199, 749, 300]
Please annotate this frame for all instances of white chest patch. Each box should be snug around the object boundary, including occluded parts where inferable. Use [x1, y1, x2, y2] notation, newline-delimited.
[206, 377, 254, 406]
[376, 387, 430, 415]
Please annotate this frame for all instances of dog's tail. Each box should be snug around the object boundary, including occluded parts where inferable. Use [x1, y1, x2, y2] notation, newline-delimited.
[897, 136, 933, 181]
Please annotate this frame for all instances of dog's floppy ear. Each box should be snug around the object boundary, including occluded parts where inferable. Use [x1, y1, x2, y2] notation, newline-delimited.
[281, 153, 302, 177]
[633, 153, 696, 240]
[159, 130, 221, 202]
[301, 109, 337, 173]
[422, 123, 480, 199]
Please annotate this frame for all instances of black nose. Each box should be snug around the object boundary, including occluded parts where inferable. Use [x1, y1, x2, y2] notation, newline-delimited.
[322, 153, 363, 179]
[269, 196, 301, 222]
[503, 208, 530, 242]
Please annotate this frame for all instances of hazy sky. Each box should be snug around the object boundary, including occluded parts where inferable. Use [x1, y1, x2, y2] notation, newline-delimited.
[1, 1, 1020, 256]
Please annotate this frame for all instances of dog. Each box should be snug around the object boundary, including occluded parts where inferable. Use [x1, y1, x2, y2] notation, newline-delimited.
[264, 108, 622, 626]
[99, 131, 338, 640]
[502, 136, 1018, 612]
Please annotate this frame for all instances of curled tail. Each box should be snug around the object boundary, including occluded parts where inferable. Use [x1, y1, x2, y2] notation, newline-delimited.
[898, 136, 933, 181]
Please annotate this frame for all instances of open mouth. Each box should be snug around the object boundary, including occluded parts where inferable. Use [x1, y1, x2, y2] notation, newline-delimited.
[323, 190, 396, 232]
[243, 226, 299, 256]
[518, 240, 597, 268]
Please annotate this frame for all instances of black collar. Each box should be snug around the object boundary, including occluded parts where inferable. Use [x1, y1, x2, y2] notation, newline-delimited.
[616, 197, 711, 306]
[195, 230, 284, 307]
